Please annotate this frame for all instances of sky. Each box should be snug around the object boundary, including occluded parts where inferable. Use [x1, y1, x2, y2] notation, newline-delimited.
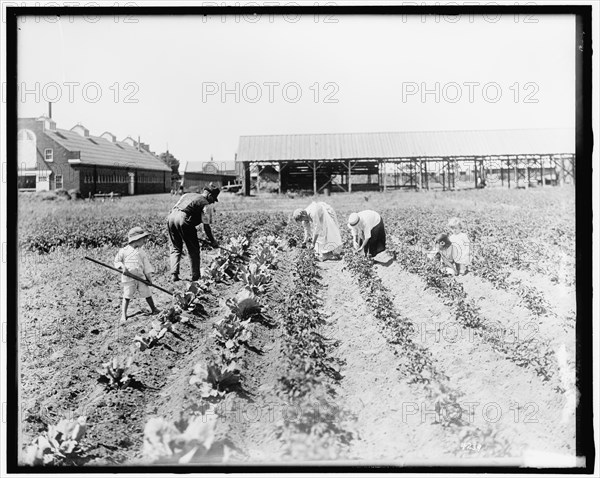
[15, 11, 575, 168]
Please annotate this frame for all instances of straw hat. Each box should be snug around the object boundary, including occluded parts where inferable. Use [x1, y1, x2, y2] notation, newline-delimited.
[347, 213, 360, 227]
[127, 226, 150, 244]
[293, 209, 308, 221]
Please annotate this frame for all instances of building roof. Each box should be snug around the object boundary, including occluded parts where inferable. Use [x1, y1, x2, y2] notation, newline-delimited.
[47, 126, 171, 172]
[236, 129, 575, 162]
[181, 161, 238, 177]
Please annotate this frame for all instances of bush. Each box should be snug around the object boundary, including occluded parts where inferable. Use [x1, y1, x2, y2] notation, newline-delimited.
[55, 189, 71, 200]
[37, 191, 58, 201]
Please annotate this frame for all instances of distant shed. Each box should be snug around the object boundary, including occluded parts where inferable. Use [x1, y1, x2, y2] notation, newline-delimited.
[236, 129, 575, 194]
[179, 160, 238, 192]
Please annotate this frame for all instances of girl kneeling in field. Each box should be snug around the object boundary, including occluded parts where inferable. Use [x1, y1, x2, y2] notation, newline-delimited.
[432, 233, 462, 276]
[114, 227, 159, 322]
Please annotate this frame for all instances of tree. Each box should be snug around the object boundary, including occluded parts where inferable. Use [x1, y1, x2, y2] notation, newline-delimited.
[159, 151, 180, 182]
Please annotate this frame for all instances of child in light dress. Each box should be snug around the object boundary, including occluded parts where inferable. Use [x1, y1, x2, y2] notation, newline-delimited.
[428, 218, 471, 276]
[447, 217, 471, 275]
[114, 226, 159, 322]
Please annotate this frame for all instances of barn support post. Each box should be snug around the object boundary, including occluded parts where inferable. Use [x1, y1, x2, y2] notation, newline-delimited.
[481, 159, 487, 185]
[474, 159, 478, 188]
[540, 157, 545, 187]
[553, 156, 561, 186]
[383, 161, 387, 192]
[526, 161, 530, 188]
[507, 159, 511, 189]
[243, 161, 251, 196]
[417, 159, 422, 190]
[347, 160, 353, 193]
[442, 161, 446, 191]
[278, 162, 288, 194]
[501, 159, 504, 187]
[452, 159, 457, 189]
[424, 160, 429, 190]
[311, 161, 317, 195]
[278, 162, 282, 194]
[560, 157, 566, 186]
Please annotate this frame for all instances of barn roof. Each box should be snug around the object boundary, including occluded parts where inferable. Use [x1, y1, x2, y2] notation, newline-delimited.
[181, 161, 237, 176]
[236, 129, 574, 162]
[48, 127, 171, 172]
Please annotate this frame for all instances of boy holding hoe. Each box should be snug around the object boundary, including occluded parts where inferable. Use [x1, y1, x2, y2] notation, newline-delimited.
[114, 226, 159, 322]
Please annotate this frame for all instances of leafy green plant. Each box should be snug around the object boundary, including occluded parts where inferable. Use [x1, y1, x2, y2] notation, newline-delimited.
[143, 414, 225, 464]
[97, 355, 135, 389]
[240, 262, 272, 295]
[23, 417, 88, 466]
[173, 282, 209, 318]
[200, 259, 229, 284]
[212, 318, 252, 351]
[189, 360, 242, 398]
[134, 320, 174, 351]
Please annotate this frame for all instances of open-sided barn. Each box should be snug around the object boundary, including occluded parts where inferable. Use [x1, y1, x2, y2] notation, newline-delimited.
[17, 115, 171, 196]
[236, 129, 575, 194]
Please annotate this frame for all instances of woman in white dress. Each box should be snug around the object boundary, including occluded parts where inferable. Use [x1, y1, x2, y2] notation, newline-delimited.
[292, 202, 343, 260]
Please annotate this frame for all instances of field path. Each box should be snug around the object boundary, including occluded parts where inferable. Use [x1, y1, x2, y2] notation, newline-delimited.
[213, 254, 294, 462]
[375, 261, 576, 458]
[319, 259, 454, 463]
[459, 273, 575, 354]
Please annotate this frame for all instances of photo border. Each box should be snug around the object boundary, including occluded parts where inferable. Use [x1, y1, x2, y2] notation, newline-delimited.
[4, 3, 594, 474]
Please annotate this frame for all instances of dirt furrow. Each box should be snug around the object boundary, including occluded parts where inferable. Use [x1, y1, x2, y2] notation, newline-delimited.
[375, 262, 576, 458]
[459, 273, 575, 351]
[319, 259, 455, 463]
[507, 269, 576, 330]
[211, 257, 293, 463]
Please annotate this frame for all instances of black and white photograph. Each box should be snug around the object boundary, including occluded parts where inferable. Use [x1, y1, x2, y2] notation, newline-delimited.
[2, 0, 597, 473]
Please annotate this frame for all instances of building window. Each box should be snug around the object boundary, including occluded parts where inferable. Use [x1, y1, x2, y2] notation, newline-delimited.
[44, 148, 53, 162]
[55, 174, 63, 189]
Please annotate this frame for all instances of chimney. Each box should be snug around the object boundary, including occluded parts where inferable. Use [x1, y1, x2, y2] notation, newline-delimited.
[137, 135, 141, 152]
[48, 101, 52, 119]
[71, 123, 89, 137]
[101, 131, 117, 143]
[37, 114, 56, 131]
[123, 136, 137, 148]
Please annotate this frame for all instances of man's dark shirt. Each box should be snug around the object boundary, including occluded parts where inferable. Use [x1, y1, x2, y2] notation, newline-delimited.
[173, 193, 210, 227]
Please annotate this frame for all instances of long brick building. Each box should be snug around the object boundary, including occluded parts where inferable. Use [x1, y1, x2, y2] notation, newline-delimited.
[17, 115, 171, 196]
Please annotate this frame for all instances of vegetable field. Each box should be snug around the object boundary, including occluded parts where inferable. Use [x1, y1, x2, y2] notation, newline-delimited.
[17, 186, 577, 466]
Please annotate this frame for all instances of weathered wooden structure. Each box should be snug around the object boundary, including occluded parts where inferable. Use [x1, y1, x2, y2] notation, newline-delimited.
[236, 129, 574, 195]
